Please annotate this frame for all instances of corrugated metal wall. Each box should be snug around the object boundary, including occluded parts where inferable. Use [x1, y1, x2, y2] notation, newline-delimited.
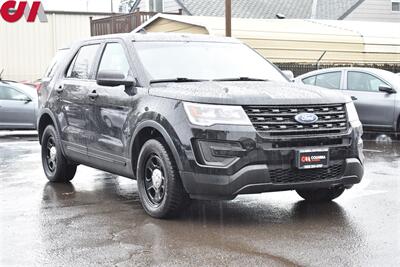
[137, 15, 400, 64]
[0, 12, 106, 81]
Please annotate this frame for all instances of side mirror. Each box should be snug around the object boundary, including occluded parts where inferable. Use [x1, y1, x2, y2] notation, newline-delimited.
[379, 86, 396, 94]
[97, 70, 136, 87]
[282, 70, 294, 81]
[14, 95, 31, 103]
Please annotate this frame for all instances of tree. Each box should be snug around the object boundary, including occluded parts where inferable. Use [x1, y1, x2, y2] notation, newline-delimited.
[119, 0, 136, 13]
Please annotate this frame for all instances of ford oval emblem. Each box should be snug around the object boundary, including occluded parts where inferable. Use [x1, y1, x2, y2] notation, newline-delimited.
[295, 113, 319, 124]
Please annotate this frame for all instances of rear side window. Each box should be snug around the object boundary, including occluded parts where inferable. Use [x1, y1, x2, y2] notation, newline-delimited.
[302, 76, 316, 85]
[315, 72, 341, 89]
[0, 86, 27, 101]
[97, 43, 130, 78]
[44, 49, 69, 78]
[67, 44, 100, 80]
[347, 71, 389, 92]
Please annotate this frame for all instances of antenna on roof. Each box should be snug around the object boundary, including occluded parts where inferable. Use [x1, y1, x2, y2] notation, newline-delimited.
[0, 69, 4, 80]
[276, 13, 286, 19]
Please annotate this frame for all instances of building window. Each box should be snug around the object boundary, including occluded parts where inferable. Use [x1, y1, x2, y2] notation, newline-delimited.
[149, 0, 163, 12]
[392, 0, 400, 12]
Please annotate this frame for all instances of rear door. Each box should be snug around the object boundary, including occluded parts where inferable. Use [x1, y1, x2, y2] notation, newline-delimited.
[342, 71, 396, 128]
[55, 43, 101, 160]
[302, 71, 344, 94]
[86, 41, 136, 175]
[0, 84, 36, 129]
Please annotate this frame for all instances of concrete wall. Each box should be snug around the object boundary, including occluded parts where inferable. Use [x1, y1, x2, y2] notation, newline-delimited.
[345, 0, 400, 22]
[0, 12, 108, 81]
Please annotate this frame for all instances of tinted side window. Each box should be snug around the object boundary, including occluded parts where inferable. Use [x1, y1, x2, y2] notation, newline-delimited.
[44, 49, 69, 78]
[67, 44, 100, 79]
[315, 72, 341, 89]
[0, 86, 27, 100]
[97, 43, 130, 78]
[347, 71, 389, 92]
[303, 76, 316, 85]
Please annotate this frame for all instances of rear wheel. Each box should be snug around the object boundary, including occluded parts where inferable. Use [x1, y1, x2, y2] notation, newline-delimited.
[41, 125, 77, 183]
[296, 187, 345, 202]
[137, 139, 189, 218]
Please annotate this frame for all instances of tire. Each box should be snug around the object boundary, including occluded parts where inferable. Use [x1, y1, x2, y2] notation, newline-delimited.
[136, 139, 189, 218]
[296, 187, 345, 202]
[41, 125, 77, 183]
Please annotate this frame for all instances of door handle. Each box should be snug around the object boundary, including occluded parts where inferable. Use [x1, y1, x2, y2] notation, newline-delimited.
[88, 91, 99, 100]
[55, 85, 64, 94]
[351, 96, 358, 101]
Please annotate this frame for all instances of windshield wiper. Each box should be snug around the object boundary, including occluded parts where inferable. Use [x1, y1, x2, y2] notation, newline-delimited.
[213, 77, 269, 82]
[149, 78, 208, 84]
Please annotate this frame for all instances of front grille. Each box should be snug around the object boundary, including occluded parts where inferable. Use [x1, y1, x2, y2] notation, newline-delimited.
[243, 104, 348, 137]
[269, 163, 345, 184]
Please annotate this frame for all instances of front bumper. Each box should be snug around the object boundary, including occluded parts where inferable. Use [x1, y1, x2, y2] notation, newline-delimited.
[176, 121, 364, 200]
[180, 158, 363, 200]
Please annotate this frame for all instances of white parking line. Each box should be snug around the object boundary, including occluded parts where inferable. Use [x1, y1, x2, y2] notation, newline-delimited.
[0, 141, 39, 146]
[0, 130, 38, 137]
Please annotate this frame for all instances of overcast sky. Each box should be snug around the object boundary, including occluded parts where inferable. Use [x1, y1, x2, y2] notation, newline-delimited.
[41, 0, 121, 13]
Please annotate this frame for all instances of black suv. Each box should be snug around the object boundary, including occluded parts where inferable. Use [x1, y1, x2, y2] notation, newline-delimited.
[38, 33, 364, 218]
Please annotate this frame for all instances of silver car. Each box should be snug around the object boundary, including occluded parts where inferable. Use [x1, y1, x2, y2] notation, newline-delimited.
[296, 68, 400, 134]
[0, 81, 38, 130]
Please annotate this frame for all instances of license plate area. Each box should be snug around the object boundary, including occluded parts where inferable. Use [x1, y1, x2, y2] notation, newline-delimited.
[296, 148, 329, 169]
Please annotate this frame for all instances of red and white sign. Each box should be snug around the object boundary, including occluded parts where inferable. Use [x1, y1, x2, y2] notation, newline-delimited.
[0, 1, 47, 23]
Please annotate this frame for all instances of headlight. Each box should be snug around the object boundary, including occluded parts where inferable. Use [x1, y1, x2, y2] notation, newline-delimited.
[346, 101, 362, 128]
[183, 102, 252, 127]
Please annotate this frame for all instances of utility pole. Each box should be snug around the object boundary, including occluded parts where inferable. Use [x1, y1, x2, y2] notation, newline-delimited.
[111, 0, 114, 13]
[225, 0, 232, 37]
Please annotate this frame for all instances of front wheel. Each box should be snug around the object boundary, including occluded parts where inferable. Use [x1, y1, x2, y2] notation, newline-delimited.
[296, 187, 345, 202]
[41, 125, 77, 183]
[136, 139, 189, 219]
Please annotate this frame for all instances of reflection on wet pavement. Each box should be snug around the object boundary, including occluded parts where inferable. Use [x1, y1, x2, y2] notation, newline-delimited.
[0, 134, 399, 266]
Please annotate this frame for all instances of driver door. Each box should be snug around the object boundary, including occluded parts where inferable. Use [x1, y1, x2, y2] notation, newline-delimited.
[342, 71, 396, 129]
[86, 41, 137, 176]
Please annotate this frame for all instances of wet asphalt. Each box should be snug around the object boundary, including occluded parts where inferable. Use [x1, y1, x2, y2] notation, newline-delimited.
[0, 131, 399, 267]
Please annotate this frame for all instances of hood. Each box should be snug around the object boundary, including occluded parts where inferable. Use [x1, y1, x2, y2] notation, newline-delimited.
[149, 81, 348, 105]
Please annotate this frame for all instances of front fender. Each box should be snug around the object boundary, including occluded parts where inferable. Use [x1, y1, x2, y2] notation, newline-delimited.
[130, 119, 185, 171]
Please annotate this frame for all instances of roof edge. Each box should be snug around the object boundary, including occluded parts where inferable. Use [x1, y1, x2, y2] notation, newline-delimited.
[338, 0, 366, 20]
[175, 0, 193, 15]
[132, 14, 210, 33]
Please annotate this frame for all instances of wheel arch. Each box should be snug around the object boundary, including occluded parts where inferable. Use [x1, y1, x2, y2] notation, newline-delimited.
[38, 110, 57, 144]
[130, 121, 184, 177]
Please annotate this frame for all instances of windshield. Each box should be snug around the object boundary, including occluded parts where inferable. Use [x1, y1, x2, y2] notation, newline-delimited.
[133, 41, 287, 82]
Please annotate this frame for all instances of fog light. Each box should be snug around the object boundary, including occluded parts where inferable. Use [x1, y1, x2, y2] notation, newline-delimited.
[196, 140, 246, 167]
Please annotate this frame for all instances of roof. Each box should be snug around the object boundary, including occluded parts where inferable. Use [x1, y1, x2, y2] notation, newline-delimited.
[175, 0, 364, 20]
[77, 32, 240, 44]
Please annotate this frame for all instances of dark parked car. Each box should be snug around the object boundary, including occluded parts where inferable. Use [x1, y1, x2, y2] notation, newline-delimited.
[37, 33, 364, 218]
[0, 80, 38, 130]
[296, 68, 400, 134]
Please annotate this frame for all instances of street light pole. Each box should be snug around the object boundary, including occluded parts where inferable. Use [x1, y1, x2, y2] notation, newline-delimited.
[225, 0, 232, 37]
